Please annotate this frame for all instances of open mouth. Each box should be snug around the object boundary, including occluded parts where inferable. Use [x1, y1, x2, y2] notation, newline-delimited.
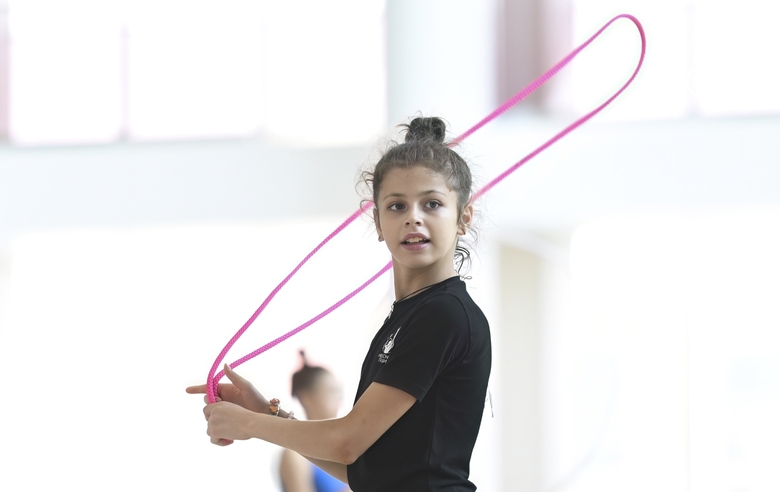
[403, 237, 429, 244]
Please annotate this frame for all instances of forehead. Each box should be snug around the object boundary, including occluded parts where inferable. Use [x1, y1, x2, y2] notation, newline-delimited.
[379, 166, 454, 196]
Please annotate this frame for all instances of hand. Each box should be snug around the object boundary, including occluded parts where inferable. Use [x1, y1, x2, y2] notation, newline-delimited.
[203, 400, 260, 445]
[186, 364, 269, 414]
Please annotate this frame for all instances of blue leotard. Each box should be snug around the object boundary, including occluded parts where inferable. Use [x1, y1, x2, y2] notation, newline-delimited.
[312, 465, 347, 492]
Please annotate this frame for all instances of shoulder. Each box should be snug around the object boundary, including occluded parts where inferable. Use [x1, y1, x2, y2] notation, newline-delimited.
[410, 291, 467, 329]
[405, 282, 488, 343]
[421, 289, 468, 314]
[417, 280, 486, 327]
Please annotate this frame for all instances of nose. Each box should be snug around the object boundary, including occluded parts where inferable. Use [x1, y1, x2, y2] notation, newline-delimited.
[405, 204, 423, 226]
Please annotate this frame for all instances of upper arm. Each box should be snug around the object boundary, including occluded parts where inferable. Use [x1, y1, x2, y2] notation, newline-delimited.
[245, 384, 415, 466]
[339, 382, 416, 464]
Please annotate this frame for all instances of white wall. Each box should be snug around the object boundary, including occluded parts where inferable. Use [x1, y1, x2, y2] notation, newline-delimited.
[4, 115, 778, 247]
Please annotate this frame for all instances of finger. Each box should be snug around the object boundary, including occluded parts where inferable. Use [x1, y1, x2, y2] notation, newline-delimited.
[203, 401, 223, 419]
[206, 420, 234, 446]
[211, 436, 234, 446]
[186, 384, 208, 394]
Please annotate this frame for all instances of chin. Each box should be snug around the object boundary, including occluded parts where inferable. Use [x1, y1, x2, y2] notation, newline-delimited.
[400, 258, 447, 272]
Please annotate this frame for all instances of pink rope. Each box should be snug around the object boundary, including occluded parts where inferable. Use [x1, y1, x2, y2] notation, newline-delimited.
[207, 14, 646, 403]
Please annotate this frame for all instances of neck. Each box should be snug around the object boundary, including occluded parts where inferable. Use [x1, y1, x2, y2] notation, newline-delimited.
[391, 260, 457, 301]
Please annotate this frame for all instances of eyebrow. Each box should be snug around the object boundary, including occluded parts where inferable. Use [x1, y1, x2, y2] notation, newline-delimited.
[381, 189, 447, 201]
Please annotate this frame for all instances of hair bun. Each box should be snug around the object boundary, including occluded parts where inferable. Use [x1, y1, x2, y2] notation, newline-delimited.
[404, 117, 447, 144]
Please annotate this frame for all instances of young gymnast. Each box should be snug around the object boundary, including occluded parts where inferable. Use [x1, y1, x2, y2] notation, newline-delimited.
[187, 116, 492, 492]
[278, 351, 351, 492]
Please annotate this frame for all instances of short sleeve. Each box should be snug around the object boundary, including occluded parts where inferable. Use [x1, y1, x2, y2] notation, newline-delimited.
[373, 294, 470, 401]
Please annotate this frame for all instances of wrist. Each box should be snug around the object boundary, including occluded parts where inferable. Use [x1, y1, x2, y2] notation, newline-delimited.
[269, 398, 280, 416]
[268, 398, 296, 419]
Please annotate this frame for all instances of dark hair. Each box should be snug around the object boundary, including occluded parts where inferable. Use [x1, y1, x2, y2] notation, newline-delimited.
[291, 350, 329, 398]
[361, 116, 476, 274]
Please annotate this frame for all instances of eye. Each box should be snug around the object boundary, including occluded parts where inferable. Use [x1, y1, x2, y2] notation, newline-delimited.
[426, 200, 442, 209]
[388, 203, 405, 211]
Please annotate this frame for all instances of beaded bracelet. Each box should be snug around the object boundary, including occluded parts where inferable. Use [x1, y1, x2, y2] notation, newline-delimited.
[269, 398, 280, 416]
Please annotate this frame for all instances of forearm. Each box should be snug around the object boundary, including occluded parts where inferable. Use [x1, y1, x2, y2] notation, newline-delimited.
[275, 410, 349, 483]
[272, 409, 349, 482]
[206, 383, 415, 468]
[259, 383, 415, 464]
[247, 414, 358, 464]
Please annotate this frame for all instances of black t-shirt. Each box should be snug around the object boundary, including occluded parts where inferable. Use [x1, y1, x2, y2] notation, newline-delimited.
[347, 276, 492, 492]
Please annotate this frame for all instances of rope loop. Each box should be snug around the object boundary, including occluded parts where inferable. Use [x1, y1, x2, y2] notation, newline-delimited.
[206, 14, 646, 403]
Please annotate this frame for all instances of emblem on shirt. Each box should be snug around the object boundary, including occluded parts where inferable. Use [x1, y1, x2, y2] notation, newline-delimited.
[379, 327, 401, 363]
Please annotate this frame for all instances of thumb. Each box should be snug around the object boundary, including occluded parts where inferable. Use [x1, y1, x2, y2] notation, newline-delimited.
[223, 363, 250, 388]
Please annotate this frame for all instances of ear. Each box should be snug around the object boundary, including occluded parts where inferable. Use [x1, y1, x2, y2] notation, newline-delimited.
[457, 204, 473, 236]
[373, 208, 384, 242]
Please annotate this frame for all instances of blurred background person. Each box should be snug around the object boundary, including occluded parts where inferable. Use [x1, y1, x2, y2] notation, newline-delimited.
[279, 351, 351, 492]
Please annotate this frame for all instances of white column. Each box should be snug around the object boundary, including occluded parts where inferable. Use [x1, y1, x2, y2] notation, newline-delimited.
[499, 243, 543, 492]
[386, 0, 499, 133]
[0, 0, 10, 139]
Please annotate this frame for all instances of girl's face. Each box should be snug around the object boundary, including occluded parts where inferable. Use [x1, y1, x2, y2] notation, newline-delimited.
[374, 165, 471, 276]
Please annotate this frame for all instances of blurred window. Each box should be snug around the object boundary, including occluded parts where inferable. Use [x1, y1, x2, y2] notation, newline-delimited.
[3, 0, 386, 146]
[500, 0, 780, 120]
